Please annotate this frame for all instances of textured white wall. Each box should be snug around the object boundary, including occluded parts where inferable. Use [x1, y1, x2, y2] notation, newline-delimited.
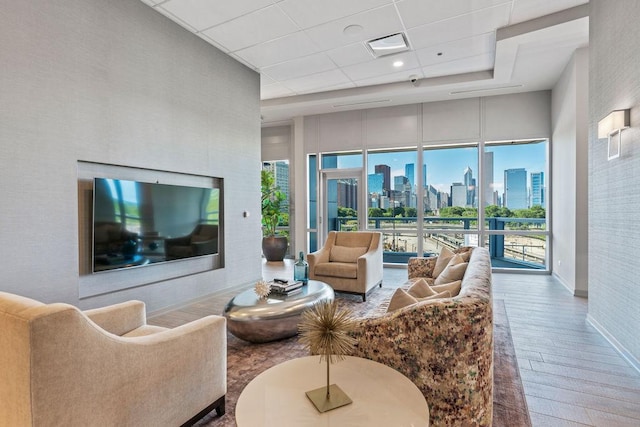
[0, 0, 262, 311]
[588, 0, 640, 367]
[551, 48, 589, 296]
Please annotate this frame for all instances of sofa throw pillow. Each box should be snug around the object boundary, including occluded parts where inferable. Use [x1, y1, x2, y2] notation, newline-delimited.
[433, 246, 455, 278]
[386, 289, 418, 313]
[407, 278, 437, 298]
[431, 280, 462, 296]
[329, 246, 368, 263]
[418, 290, 452, 301]
[434, 256, 468, 285]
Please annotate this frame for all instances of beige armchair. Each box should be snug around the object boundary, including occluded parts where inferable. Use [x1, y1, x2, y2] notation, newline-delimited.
[308, 231, 383, 301]
[0, 291, 226, 427]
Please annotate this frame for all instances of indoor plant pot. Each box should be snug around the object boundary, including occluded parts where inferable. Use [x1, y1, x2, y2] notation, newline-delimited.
[261, 169, 288, 261]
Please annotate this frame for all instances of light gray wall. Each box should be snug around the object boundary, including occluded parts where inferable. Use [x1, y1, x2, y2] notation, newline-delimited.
[551, 48, 589, 296]
[588, 0, 640, 368]
[0, 0, 262, 312]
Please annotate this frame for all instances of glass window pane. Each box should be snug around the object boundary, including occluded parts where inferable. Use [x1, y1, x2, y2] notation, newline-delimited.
[367, 149, 418, 225]
[484, 140, 547, 218]
[321, 151, 362, 169]
[308, 155, 317, 229]
[381, 231, 418, 263]
[423, 144, 479, 225]
[483, 233, 546, 269]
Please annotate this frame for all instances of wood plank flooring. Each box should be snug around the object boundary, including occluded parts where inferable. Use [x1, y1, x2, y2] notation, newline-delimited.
[149, 260, 640, 426]
[493, 273, 640, 426]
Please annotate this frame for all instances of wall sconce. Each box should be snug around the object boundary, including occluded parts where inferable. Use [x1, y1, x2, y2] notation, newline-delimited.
[598, 109, 630, 160]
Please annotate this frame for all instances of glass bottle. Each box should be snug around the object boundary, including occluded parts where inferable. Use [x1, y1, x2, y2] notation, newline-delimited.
[294, 251, 309, 284]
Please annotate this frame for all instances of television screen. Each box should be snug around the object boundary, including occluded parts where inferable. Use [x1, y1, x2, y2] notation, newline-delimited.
[93, 177, 221, 273]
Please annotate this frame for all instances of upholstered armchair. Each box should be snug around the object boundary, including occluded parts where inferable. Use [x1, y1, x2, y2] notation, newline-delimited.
[307, 231, 383, 301]
[0, 291, 226, 427]
[165, 224, 218, 260]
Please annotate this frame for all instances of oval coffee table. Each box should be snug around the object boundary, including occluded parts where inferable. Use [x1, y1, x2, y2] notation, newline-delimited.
[222, 280, 334, 343]
[236, 355, 430, 426]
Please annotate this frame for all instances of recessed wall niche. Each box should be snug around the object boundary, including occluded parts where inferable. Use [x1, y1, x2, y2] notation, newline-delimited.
[77, 161, 224, 299]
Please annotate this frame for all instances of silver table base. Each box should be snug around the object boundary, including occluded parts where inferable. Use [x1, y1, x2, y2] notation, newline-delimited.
[222, 280, 334, 343]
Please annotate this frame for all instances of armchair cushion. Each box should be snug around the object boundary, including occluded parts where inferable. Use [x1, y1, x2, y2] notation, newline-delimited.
[315, 262, 358, 279]
[329, 245, 368, 263]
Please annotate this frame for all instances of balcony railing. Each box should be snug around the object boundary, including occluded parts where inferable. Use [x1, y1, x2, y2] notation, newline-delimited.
[333, 216, 547, 269]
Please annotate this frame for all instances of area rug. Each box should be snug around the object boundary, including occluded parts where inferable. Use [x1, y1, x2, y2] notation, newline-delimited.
[194, 291, 531, 427]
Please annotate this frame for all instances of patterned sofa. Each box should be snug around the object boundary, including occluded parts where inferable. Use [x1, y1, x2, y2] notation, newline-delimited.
[348, 246, 493, 426]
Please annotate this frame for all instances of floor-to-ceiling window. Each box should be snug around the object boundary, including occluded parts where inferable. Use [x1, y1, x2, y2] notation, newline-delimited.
[263, 160, 291, 257]
[306, 140, 549, 270]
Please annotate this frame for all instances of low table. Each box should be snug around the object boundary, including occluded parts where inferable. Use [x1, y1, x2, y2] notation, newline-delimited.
[222, 280, 334, 343]
[236, 355, 430, 426]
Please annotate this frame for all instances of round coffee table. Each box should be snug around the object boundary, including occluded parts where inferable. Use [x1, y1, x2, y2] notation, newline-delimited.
[236, 355, 430, 426]
[222, 280, 334, 343]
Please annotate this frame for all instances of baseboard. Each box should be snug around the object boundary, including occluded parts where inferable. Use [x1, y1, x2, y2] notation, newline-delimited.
[552, 272, 588, 297]
[587, 314, 640, 374]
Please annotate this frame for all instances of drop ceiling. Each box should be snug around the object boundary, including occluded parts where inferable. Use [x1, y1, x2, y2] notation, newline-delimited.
[140, 0, 589, 123]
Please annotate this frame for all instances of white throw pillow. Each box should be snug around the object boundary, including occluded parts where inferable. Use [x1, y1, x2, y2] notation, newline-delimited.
[431, 280, 462, 296]
[386, 289, 418, 313]
[407, 278, 437, 298]
[434, 255, 468, 285]
[418, 290, 452, 301]
[433, 246, 455, 278]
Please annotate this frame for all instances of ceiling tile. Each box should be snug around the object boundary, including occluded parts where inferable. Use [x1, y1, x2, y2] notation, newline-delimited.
[278, 0, 391, 29]
[261, 53, 337, 81]
[160, 0, 274, 31]
[341, 51, 421, 81]
[397, 0, 512, 29]
[280, 69, 352, 93]
[510, 0, 588, 24]
[202, 6, 299, 52]
[303, 4, 404, 51]
[235, 32, 321, 68]
[416, 33, 495, 67]
[421, 52, 494, 78]
[326, 43, 375, 67]
[407, 3, 510, 50]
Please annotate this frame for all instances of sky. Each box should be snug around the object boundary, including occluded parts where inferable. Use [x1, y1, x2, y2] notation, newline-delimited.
[336, 141, 547, 194]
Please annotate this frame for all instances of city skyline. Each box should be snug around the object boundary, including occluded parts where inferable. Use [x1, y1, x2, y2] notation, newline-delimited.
[339, 141, 546, 196]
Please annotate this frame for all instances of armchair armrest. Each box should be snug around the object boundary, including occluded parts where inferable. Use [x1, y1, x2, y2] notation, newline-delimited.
[84, 300, 146, 336]
[307, 245, 331, 269]
[407, 256, 437, 279]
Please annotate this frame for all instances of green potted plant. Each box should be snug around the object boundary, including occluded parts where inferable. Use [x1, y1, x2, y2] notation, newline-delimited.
[261, 169, 288, 261]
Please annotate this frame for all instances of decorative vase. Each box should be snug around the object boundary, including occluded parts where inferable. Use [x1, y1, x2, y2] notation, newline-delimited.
[262, 236, 288, 262]
[294, 251, 309, 283]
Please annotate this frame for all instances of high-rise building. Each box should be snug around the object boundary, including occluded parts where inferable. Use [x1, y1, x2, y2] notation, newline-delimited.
[374, 164, 391, 194]
[405, 163, 415, 190]
[423, 164, 427, 188]
[337, 178, 357, 210]
[483, 151, 494, 206]
[531, 171, 545, 207]
[504, 168, 528, 209]
[450, 182, 467, 207]
[264, 161, 289, 211]
[463, 166, 476, 207]
[368, 173, 384, 195]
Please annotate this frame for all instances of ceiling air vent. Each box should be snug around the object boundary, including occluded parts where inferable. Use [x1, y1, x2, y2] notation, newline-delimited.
[366, 32, 410, 58]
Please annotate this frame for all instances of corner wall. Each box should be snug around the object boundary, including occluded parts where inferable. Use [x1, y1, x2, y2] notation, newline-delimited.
[0, 0, 262, 311]
[588, 0, 640, 368]
[551, 47, 589, 296]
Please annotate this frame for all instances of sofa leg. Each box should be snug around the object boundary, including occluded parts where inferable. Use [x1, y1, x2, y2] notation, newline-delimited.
[362, 293, 366, 302]
[379, 281, 382, 288]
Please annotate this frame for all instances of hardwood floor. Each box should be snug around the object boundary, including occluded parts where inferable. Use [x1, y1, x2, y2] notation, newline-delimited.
[149, 260, 640, 426]
[493, 273, 640, 426]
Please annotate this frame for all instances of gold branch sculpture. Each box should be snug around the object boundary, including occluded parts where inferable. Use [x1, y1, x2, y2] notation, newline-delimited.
[298, 299, 356, 412]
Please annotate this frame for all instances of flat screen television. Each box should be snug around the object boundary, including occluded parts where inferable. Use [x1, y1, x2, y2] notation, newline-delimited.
[92, 177, 222, 273]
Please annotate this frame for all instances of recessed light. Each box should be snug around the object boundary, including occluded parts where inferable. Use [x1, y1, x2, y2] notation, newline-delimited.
[393, 60, 404, 67]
